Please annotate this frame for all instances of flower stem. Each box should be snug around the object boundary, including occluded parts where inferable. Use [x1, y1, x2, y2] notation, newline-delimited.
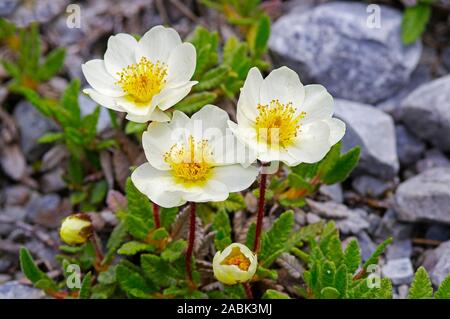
[90, 233, 104, 264]
[253, 170, 268, 253]
[186, 202, 196, 283]
[243, 282, 254, 299]
[152, 202, 161, 229]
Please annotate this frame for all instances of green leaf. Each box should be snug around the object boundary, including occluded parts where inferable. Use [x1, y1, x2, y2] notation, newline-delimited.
[104, 222, 127, 264]
[335, 264, 348, 298]
[160, 207, 178, 230]
[259, 211, 294, 267]
[435, 274, 450, 299]
[19, 247, 57, 291]
[408, 267, 433, 299]
[344, 239, 361, 274]
[118, 241, 155, 255]
[322, 147, 360, 185]
[362, 237, 393, 271]
[209, 193, 246, 212]
[328, 235, 344, 265]
[246, 223, 256, 249]
[2, 59, 20, 79]
[376, 278, 393, 299]
[82, 106, 100, 144]
[287, 173, 312, 191]
[141, 254, 175, 287]
[37, 132, 64, 144]
[37, 48, 65, 81]
[79, 272, 92, 299]
[9, 84, 53, 117]
[151, 228, 169, 241]
[161, 240, 187, 262]
[61, 80, 81, 124]
[251, 14, 270, 57]
[173, 92, 217, 114]
[320, 261, 336, 288]
[212, 210, 232, 251]
[125, 121, 147, 135]
[125, 178, 154, 240]
[262, 289, 291, 299]
[90, 180, 108, 205]
[317, 142, 341, 177]
[116, 262, 154, 298]
[401, 3, 431, 45]
[321, 287, 340, 299]
[70, 191, 87, 205]
[195, 65, 229, 91]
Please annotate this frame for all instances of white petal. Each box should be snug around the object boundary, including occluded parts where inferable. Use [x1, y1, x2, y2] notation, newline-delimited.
[82, 88, 124, 112]
[131, 163, 186, 208]
[323, 118, 345, 146]
[156, 81, 196, 111]
[211, 133, 257, 167]
[125, 107, 170, 123]
[142, 123, 173, 170]
[213, 164, 258, 192]
[182, 179, 228, 203]
[81, 59, 124, 97]
[116, 96, 154, 116]
[191, 104, 229, 141]
[104, 33, 138, 79]
[287, 121, 331, 164]
[237, 67, 263, 122]
[169, 110, 191, 130]
[166, 43, 196, 87]
[136, 26, 182, 63]
[260, 66, 305, 108]
[300, 85, 334, 124]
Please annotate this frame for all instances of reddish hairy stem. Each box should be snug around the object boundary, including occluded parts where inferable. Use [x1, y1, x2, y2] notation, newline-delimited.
[90, 233, 104, 263]
[186, 202, 196, 283]
[243, 282, 254, 299]
[152, 202, 161, 229]
[253, 171, 268, 253]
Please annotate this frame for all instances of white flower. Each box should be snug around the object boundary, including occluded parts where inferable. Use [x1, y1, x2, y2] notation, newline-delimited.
[228, 66, 346, 166]
[131, 105, 258, 208]
[213, 243, 257, 285]
[81, 26, 197, 123]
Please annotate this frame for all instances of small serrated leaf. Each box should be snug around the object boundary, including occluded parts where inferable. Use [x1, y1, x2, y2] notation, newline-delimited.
[408, 267, 433, 299]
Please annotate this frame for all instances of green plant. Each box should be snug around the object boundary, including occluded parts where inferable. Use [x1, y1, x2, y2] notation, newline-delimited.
[401, 0, 433, 45]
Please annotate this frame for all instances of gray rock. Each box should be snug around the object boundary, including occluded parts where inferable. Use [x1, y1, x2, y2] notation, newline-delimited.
[269, 2, 421, 104]
[382, 258, 414, 285]
[3, 185, 30, 206]
[374, 209, 414, 240]
[416, 149, 450, 173]
[400, 75, 450, 151]
[443, 46, 450, 70]
[306, 213, 321, 224]
[425, 225, 450, 242]
[367, 213, 382, 236]
[79, 93, 111, 132]
[352, 175, 393, 197]
[0, 206, 27, 236]
[395, 125, 426, 167]
[13, 101, 58, 162]
[40, 167, 66, 193]
[386, 240, 413, 260]
[0, 258, 12, 273]
[25, 193, 67, 228]
[319, 183, 343, 203]
[0, 281, 45, 299]
[0, 0, 18, 16]
[428, 241, 450, 286]
[334, 99, 399, 179]
[395, 168, 450, 224]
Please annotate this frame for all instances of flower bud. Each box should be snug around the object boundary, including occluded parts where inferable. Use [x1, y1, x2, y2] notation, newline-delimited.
[60, 214, 93, 245]
[213, 243, 257, 285]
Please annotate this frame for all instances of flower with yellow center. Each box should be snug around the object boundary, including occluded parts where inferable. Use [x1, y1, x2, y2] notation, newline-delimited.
[213, 243, 257, 285]
[228, 66, 346, 166]
[60, 214, 93, 246]
[82, 26, 197, 123]
[131, 105, 258, 208]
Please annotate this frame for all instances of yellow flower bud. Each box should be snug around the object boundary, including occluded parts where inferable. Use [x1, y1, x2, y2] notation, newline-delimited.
[213, 243, 257, 285]
[59, 214, 93, 245]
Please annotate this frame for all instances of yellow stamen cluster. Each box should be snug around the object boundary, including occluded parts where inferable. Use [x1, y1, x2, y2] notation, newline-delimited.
[164, 136, 214, 186]
[221, 247, 251, 271]
[116, 57, 167, 104]
[255, 99, 306, 149]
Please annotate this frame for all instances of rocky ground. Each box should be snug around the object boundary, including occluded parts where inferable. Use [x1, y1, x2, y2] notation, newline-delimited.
[1, 0, 450, 298]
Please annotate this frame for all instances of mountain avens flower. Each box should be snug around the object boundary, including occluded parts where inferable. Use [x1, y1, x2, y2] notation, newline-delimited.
[82, 25, 197, 123]
[228, 66, 345, 166]
[213, 243, 257, 285]
[60, 214, 93, 245]
[131, 104, 258, 208]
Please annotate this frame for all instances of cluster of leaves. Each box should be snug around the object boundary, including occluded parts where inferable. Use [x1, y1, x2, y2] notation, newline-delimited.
[401, 0, 433, 45]
[0, 19, 65, 89]
[408, 267, 450, 299]
[269, 142, 361, 207]
[1, 19, 115, 211]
